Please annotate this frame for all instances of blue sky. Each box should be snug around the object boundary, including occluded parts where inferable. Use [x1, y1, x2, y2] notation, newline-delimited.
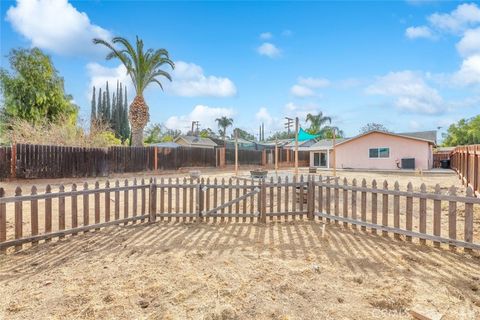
[2, 1, 480, 140]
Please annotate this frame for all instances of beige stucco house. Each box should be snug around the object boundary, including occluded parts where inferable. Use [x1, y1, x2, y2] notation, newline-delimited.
[174, 136, 218, 149]
[309, 130, 436, 170]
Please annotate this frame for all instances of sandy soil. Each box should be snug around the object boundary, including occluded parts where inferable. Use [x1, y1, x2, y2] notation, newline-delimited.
[1, 221, 479, 319]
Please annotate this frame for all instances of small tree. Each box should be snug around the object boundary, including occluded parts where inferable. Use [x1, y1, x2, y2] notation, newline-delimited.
[0, 48, 77, 124]
[360, 122, 389, 134]
[215, 116, 233, 144]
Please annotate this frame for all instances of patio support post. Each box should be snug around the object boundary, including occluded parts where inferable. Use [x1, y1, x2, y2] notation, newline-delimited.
[295, 117, 299, 176]
[234, 129, 238, 176]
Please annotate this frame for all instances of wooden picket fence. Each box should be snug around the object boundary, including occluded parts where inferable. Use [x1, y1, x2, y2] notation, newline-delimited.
[1, 174, 478, 253]
[450, 145, 480, 196]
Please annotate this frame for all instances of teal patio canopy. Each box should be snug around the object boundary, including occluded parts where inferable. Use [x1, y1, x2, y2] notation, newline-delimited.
[298, 128, 320, 141]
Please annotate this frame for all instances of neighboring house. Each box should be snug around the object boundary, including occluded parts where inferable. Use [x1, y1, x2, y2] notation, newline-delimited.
[149, 142, 181, 148]
[174, 135, 218, 149]
[309, 130, 436, 170]
[284, 138, 317, 149]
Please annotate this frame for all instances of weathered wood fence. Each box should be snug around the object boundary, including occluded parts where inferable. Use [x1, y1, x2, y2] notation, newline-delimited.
[0, 147, 12, 180]
[1, 175, 478, 253]
[0, 144, 311, 180]
[451, 145, 480, 196]
[432, 151, 450, 168]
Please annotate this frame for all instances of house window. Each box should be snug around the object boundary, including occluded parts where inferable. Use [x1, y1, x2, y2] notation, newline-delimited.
[369, 147, 389, 158]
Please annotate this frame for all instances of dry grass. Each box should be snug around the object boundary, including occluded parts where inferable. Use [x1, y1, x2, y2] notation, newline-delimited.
[0, 222, 479, 319]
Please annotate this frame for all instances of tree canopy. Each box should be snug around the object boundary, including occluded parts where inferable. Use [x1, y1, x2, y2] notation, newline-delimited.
[0, 48, 77, 124]
[144, 123, 181, 144]
[360, 122, 389, 134]
[442, 116, 480, 146]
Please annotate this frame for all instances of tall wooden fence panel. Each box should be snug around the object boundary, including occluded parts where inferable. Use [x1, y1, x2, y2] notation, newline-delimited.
[433, 151, 450, 168]
[451, 145, 480, 196]
[225, 149, 262, 165]
[0, 146, 12, 180]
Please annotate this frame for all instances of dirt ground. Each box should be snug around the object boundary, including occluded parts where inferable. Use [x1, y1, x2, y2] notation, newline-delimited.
[1, 168, 479, 319]
[0, 221, 479, 319]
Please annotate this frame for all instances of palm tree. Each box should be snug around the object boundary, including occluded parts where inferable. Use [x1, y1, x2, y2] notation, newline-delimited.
[305, 112, 332, 136]
[215, 116, 233, 145]
[93, 36, 174, 146]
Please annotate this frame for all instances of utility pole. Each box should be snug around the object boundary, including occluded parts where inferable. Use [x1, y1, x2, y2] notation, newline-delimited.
[295, 117, 299, 176]
[275, 138, 278, 175]
[191, 121, 199, 136]
[332, 127, 336, 177]
[234, 128, 239, 176]
[285, 117, 294, 135]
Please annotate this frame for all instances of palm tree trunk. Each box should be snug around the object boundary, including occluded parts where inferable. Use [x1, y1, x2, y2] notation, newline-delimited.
[129, 95, 149, 146]
[131, 126, 144, 146]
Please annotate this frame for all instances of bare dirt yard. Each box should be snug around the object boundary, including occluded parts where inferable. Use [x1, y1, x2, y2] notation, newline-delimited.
[1, 168, 479, 319]
[1, 221, 479, 319]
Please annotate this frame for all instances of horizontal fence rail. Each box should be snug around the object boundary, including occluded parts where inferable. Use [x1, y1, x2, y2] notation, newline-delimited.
[1, 174, 477, 253]
[451, 145, 480, 196]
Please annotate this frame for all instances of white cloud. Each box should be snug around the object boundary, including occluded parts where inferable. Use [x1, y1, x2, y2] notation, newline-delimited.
[259, 32, 273, 40]
[405, 26, 434, 39]
[289, 76, 330, 98]
[284, 102, 321, 121]
[6, 0, 111, 56]
[298, 77, 330, 88]
[456, 27, 480, 57]
[87, 60, 236, 99]
[257, 42, 281, 58]
[255, 107, 273, 126]
[290, 85, 315, 98]
[454, 54, 480, 85]
[167, 61, 236, 97]
[366, 71, 445, 114]
[428, 3, 480, 34]
[165, 105, 235, 133]
[86, 63, 133, 102]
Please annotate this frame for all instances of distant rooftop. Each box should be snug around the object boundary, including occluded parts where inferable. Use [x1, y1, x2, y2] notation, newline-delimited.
[397, 130, 437, 144]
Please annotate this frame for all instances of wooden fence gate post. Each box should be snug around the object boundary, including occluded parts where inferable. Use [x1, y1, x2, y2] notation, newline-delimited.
[149, 178, 157, 222]
[260, 181, 267, 223]
[307, 176, 314, 220]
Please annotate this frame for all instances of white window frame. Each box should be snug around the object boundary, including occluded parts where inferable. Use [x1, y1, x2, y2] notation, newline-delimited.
[368, 147, 390, 159]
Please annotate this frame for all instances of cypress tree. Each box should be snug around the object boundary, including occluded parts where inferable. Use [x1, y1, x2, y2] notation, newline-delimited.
[123, 85, 130, 140]
[97, 87, 103, 121]
[90, 86, 96, 124]
[102, 91, 107, 122]
[111, 92, 117, 132]
[105, 81, 111, 122]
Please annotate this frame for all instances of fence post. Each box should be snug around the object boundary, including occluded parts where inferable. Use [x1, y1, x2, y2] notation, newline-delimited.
[154, 146, 158, 172]
[196, 181, 203, 223]
[307, 176, 314, 220]
[260, 180, 267, 223]
[149, 178, 157, 222]
[11, 143, 16, 178]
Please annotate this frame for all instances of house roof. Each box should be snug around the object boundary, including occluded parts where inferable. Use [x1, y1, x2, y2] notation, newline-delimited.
[285, 139, 317, 148]
[150, 142, 181, 148]
[174, 135, 218, 147]
[309, 138, 349, 150]
[397, 130, 437, 144]
[335, 130, 437, 147]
